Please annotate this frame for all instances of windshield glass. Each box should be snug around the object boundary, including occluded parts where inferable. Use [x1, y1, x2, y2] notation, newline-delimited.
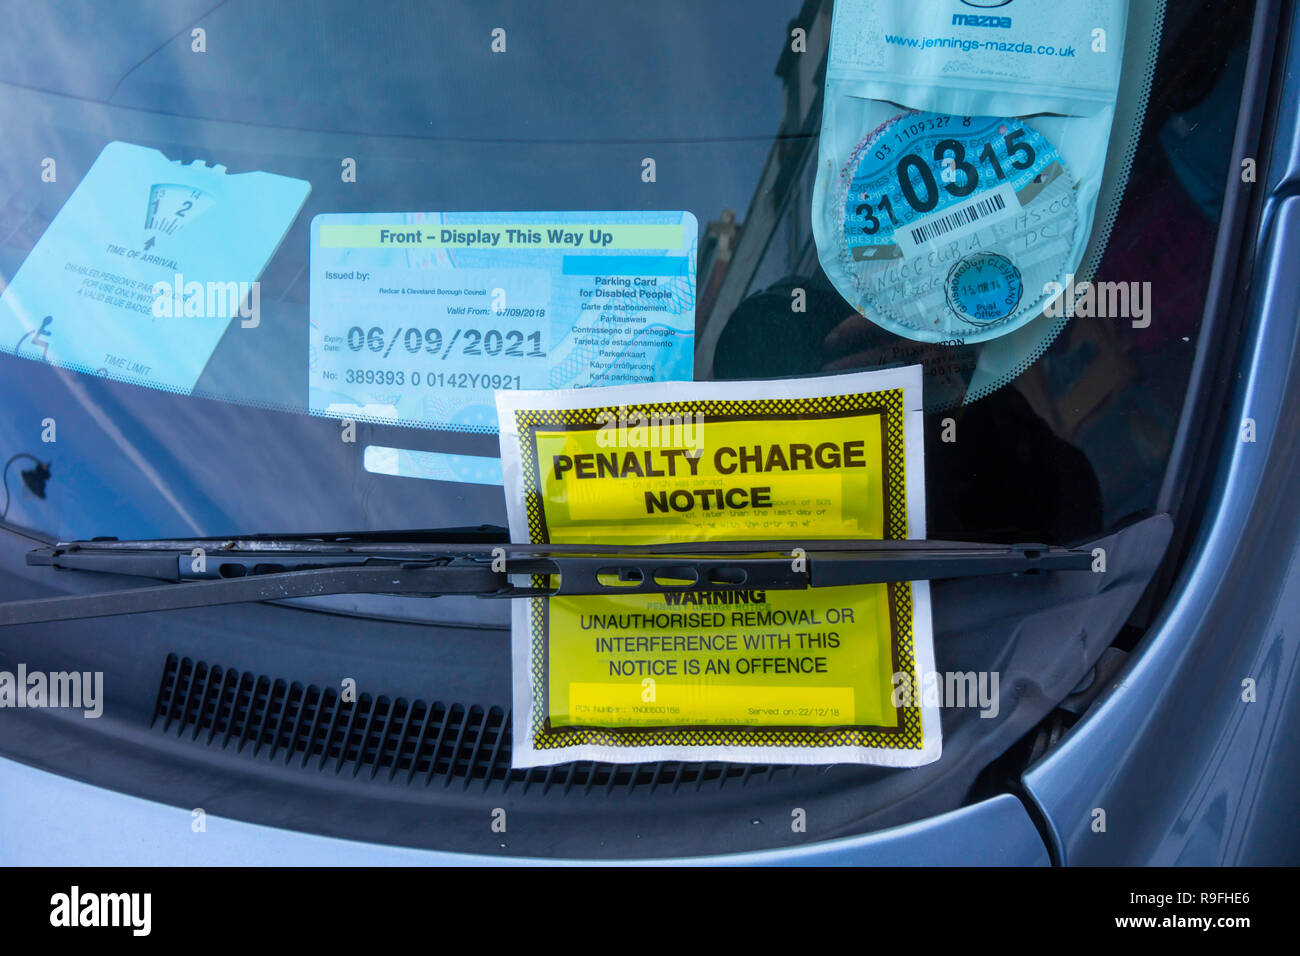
[0, 0, 1253, 559]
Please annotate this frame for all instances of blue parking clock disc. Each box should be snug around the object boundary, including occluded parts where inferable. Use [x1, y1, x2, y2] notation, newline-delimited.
[836, 111, 1078, 343]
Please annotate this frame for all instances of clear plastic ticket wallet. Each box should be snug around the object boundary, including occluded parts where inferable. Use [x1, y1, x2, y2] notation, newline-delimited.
[812, 0, 1130, 344]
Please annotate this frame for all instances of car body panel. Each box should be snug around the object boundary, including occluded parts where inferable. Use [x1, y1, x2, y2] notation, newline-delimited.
[0, 755, 1049, 865]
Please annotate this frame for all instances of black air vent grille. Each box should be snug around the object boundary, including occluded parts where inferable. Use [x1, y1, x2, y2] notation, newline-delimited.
[153, 655, 791, 794]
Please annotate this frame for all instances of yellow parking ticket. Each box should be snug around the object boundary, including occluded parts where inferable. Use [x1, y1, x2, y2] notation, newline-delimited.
[496, 366, 940, 767]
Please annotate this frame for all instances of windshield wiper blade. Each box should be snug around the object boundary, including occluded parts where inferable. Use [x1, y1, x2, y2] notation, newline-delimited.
[0, 534, 1095, 627]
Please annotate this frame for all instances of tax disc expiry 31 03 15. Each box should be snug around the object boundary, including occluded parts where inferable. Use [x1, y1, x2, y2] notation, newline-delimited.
[833, 111, 1079, 344]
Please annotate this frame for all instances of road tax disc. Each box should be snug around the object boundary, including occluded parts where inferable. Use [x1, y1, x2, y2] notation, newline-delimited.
[836, 111, 1078, 344]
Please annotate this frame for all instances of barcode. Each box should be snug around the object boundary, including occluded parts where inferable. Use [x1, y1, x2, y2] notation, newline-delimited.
[909, 193, 1007, 246]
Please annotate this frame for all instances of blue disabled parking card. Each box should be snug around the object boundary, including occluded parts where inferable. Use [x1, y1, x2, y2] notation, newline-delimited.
[309, 211, 697, 433]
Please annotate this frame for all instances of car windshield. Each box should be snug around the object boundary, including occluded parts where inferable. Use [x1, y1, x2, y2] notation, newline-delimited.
[0, 0, 1251, 560]
[0, 0, 1274, 863]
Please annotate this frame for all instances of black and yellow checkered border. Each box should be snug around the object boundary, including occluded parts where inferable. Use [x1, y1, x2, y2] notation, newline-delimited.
[514, 386, 924, 752]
